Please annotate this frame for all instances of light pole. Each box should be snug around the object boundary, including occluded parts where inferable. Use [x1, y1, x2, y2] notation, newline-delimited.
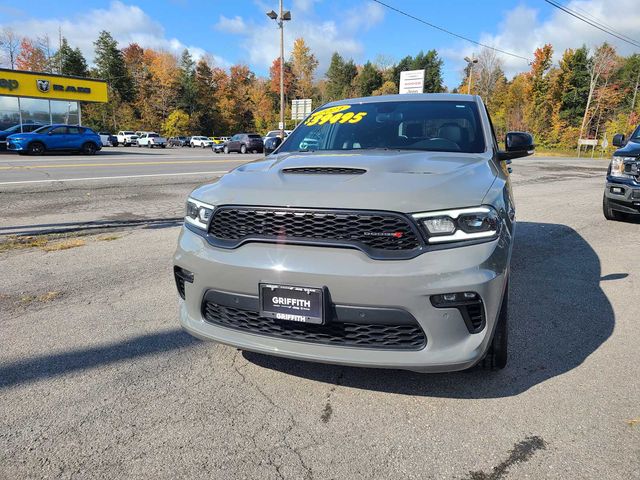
[267, 2, 291, 139]
[464, 56, 478, 95]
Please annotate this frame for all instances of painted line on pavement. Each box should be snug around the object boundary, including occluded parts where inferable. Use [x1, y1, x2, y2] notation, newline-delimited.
[0, 170, 229, 185]
[0, 159, 248, 170]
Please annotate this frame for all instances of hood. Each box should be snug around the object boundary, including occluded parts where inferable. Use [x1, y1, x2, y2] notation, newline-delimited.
[6, 132, 39, 139]
[191, 150, 498, 213]
[615, 139, 640, 157]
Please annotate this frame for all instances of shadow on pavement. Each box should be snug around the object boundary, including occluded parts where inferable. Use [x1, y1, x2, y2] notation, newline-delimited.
[0, 329, 199, 390]
[244, 221, 616, 398]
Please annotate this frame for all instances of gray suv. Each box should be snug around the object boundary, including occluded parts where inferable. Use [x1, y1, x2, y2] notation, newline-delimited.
[174, 94, 534, 372]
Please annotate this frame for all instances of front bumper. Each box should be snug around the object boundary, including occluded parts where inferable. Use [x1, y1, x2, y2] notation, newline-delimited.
[604, 176, 640, 213]
[174, 226, 511, 372]
[7, 140, 27, 151]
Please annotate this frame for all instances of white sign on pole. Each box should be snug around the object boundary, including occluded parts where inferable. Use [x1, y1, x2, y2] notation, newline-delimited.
[291, 98, 312, 120]
[399, 69, 425, 94]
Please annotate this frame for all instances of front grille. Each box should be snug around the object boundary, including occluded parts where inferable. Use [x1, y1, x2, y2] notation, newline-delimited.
[282, 167, 366, 175]
[203, 301, 426, 350]
[207, 206, 423, 258]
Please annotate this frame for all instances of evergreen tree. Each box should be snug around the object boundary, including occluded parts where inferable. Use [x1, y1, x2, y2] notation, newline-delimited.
[325, 52, 357, 101]
[51, 38, 87, 76]
[93, 31, 134, 101]
[558, 46, 590, 128]
[393, 50, 444, 93]
[177, 49, 197, 116]
[354, 61, 383, 97]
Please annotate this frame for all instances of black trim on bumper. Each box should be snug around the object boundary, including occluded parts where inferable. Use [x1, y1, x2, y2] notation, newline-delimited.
[201, 289, 427, 350]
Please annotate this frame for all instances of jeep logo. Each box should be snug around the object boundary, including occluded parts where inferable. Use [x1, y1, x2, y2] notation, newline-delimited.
[0, 78, 19, 91]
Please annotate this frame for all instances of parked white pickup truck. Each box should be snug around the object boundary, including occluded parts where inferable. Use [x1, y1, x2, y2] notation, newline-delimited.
[137, 132, 167, 148]
[116, 131, 139, 146]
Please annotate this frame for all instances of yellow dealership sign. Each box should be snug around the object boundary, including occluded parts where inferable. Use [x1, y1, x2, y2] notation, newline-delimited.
[0, 69, 108, 103]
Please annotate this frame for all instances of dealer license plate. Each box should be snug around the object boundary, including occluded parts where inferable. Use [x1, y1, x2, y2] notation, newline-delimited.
[259, 283, 325, 324]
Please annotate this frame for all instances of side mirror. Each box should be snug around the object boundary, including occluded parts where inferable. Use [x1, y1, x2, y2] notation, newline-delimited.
[264, 136, 282, 155]
[498, 132, 534, 161]
[612, 133, 625, 147]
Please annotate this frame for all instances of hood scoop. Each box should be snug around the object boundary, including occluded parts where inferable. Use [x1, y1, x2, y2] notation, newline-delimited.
[281, 167, 366, 175]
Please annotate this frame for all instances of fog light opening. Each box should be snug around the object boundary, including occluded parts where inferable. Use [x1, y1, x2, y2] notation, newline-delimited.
[431, 292, 486, 333]
[174, 266, 194, 300]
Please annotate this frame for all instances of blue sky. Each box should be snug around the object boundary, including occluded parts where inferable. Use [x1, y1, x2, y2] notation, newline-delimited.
[1, 0, 638, 88]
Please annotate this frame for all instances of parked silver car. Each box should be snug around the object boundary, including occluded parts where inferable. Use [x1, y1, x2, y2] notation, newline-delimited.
[174, 94, 534, 372]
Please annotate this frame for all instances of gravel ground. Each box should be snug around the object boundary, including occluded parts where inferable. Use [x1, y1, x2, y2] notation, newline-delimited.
[0, 155, 638, 479]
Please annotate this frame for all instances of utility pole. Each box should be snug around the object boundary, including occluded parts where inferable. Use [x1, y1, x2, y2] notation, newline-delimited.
[279, 0, 284, 139]
[267, 3, 291, 139]
[58, 26, 63, 74]
[464, 55, 478, 95]
[631, 66, 640, 114]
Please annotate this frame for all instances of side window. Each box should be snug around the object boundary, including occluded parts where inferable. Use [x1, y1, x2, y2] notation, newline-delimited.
[50, 126, 67, 135]
[67, 127, 80, 135]
[484, 105, 499, 151]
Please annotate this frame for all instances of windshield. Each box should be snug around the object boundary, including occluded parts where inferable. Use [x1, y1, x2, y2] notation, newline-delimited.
[278, 100, 485, 154]
[630, 125, 640, 141]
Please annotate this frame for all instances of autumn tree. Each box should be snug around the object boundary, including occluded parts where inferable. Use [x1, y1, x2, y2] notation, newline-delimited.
[16, 38, 48, 72]
[527, 44, 554, 144]
[580, 43, 618, 142]
[162, 110, 190, 137]
[290, 38, 318, 99]
[0, 27, 19, 68]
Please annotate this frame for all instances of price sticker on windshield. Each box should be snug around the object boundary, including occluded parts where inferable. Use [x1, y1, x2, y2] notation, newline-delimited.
[304, 105, 368, 126]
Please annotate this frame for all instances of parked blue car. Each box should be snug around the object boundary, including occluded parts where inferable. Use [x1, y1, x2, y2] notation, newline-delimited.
[7, 124, 102, 155]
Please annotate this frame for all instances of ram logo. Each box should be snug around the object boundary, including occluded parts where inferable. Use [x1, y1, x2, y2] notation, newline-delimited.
[36, 79, 50, 93]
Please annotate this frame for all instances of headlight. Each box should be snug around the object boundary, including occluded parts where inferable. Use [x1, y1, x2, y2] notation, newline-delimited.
[185, 198, 214, 230]
[413, 206, 501, 244]
[610, 156, 635, 177]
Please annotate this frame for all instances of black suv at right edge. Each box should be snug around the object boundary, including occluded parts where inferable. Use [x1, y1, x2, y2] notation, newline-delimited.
[603, 125, 640, 221]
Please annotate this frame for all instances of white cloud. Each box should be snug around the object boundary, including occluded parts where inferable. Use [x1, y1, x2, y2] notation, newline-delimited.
[0, 1, 230, 68]
[215, 0, 384, 75]
[215, 15, 248, 34]
[442, 0, 640, 84]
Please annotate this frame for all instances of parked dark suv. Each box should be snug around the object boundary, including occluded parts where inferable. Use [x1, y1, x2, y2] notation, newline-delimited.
[603, 126, 640, 220]
[224, 133, 264, 154]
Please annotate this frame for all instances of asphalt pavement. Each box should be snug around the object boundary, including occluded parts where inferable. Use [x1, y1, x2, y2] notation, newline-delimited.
[0, 153, 638, 479]
[0, 146, 259, 185]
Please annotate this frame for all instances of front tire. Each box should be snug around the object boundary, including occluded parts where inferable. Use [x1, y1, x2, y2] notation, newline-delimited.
[481, 281, 508, 370]
[28, 142, 45, 156]
[240, 144, 247, 154]
[224, 146, 229, 154]
[81, 142, 97, 155]
[603, 194, 625, 221]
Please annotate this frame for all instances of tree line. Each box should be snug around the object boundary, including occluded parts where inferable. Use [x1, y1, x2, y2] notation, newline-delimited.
[1, 27, 639, 148]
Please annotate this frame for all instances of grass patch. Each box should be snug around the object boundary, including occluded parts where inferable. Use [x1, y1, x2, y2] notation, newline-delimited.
[41, 238, 86, 252]
[20, 291, 62, 305]
[0, 236, 49, 252]
[627, 418, 640, 427]
[98, 234, 121, 242]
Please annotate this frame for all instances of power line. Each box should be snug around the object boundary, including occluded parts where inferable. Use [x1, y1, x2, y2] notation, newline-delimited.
[371, 0, 531, 63]
[563, 1, 640, 45]
[544, 0, 640, 48]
